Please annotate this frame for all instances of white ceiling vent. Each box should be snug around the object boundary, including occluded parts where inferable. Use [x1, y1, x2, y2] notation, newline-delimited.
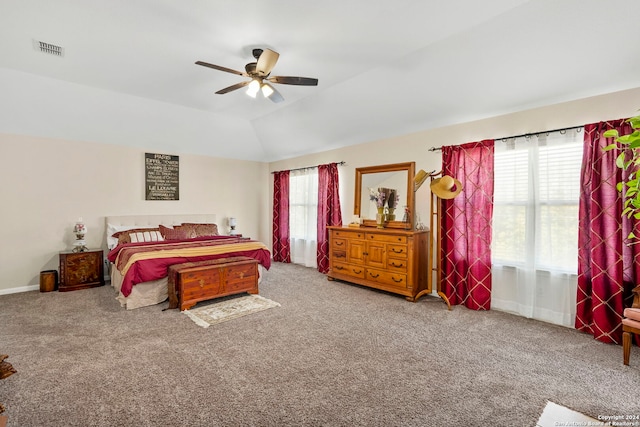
[33, 40, 65, 57]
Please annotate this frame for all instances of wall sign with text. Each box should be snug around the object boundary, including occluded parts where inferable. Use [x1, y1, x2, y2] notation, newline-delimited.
[145, 153, 179, 200]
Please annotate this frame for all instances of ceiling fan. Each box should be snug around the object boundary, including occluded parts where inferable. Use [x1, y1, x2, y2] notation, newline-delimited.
[195, 48, 318, 103]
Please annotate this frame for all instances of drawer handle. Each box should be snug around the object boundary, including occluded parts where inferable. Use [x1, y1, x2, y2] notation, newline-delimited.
[392, 277, 404, 283]
[335, 253, 345, 258]
[353, 269, 363, 274]
[335, 266, 345, 270]
[391, 248, 404, 254]
[369, 272, 380, 278]
[391, 262, 404, 267]
[336, 241, 344, 246]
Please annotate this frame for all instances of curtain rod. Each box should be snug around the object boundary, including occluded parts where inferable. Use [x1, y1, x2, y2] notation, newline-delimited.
[271, 161, 346, 174]
[427, 125, 584, 151]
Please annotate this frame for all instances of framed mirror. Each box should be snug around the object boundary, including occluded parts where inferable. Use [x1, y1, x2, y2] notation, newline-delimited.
[354, 162, 415, 229]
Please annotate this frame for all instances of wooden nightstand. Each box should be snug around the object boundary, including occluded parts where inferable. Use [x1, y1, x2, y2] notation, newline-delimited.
[59, 249, 105, 292]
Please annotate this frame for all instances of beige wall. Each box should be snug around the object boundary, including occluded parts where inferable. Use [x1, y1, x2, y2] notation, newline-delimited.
[2, 86, 639, 294]
[0, 134, 269, 293]
[269, 87, 640, 232]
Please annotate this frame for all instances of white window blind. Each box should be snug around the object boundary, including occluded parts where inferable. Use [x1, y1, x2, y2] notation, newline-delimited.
[492, 133, 583, 273]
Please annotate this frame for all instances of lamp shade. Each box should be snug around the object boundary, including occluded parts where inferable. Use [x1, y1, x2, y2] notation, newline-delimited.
[261, 83, 274, 97]
[246, 80, 260, 97]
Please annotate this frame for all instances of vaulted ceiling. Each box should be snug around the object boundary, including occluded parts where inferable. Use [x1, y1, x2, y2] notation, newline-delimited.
[1, 0, 639, 161]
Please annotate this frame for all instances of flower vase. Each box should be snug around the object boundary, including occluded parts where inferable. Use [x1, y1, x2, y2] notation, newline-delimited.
[387, 207, 396, 221]
[376, 207, 385, 228]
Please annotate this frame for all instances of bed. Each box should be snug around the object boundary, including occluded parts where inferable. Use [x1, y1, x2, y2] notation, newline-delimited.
[105, 214, 271, 310]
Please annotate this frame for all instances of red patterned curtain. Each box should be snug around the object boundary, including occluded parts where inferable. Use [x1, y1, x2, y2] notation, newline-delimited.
[441, 140, 495, 310]
[272, 170, 291, 263]
[576, 119, 640, 344]
[317, 163, 343, 273]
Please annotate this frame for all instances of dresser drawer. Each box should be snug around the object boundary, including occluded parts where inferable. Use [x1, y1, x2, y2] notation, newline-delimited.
[332, 229, 364, 240]
[387, 244, 409, 259]
[366, 233, 407, 244]
[365, 268, 407, 289]
[331, 261, 365, 279]
[387, 258, 408, 272]
[331, 237, 348, 250]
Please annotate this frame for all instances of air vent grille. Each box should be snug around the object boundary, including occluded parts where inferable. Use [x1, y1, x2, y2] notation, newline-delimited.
[35, 40, 64, 57]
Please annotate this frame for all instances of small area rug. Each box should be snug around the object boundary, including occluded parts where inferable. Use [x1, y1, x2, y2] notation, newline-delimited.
[183, 294, 280, 328]
[536, 401, 598, 426]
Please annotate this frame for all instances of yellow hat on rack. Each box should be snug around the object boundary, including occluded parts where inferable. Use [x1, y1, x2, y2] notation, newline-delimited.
[414, 169, 428, 192]
[430, 175, 463, 199]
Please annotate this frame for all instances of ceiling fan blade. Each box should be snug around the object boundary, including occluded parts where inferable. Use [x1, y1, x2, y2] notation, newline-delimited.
[215, 81, 250, 94]
[195, 61, 247, 77]
[256, 49, 279, 76]
[263, 83, 284, 103]
[268, 76, 318, 86]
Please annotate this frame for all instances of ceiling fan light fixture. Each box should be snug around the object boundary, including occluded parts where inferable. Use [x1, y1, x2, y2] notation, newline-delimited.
[246, 79, 260, 98]
[196, 47, 318, 103]
[261, 83, 274, 98]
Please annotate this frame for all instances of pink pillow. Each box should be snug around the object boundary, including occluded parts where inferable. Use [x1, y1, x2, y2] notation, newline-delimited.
[180, 223, 219, 237]
[159, 224, 194, 240]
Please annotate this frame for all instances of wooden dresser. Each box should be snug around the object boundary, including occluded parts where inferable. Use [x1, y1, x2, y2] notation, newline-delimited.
[327, 226, 429, 301]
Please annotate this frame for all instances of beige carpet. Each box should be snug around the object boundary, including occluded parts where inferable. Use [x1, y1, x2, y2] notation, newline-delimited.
[2, 262, 638, 426]
[182, 294, 280, 327]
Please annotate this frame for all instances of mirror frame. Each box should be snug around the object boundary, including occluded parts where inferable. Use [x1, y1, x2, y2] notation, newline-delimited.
[354, 162, 415, 229]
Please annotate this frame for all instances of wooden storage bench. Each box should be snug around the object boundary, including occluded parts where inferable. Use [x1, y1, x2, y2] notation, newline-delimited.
[168, 256, 259, 311]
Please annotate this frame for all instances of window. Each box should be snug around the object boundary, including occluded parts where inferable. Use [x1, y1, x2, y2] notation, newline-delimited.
[289, 168, 318, 267]
[492, 132, 583, 273]
[491, 129, 583, 326]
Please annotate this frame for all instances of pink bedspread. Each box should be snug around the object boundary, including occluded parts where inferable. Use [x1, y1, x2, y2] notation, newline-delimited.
[107, 236, 271, 297]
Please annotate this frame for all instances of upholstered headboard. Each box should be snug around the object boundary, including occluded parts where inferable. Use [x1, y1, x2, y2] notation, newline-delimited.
[105, 214, 216, 228]
[104, 214, 217, 250]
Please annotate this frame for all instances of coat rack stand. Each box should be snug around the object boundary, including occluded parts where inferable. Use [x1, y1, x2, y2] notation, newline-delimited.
[414, 171, 452, 310]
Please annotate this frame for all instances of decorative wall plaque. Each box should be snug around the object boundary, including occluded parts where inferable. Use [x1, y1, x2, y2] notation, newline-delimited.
[145, 153, 179, 200]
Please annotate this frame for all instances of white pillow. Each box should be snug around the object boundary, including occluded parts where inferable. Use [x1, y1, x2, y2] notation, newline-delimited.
[106, 224, 158, 250]
[128, 230, 163, 244]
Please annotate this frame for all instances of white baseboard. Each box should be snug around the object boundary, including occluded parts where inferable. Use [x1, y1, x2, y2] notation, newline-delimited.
[0, 275, 110, 296]
[0, 284, 39, 295]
